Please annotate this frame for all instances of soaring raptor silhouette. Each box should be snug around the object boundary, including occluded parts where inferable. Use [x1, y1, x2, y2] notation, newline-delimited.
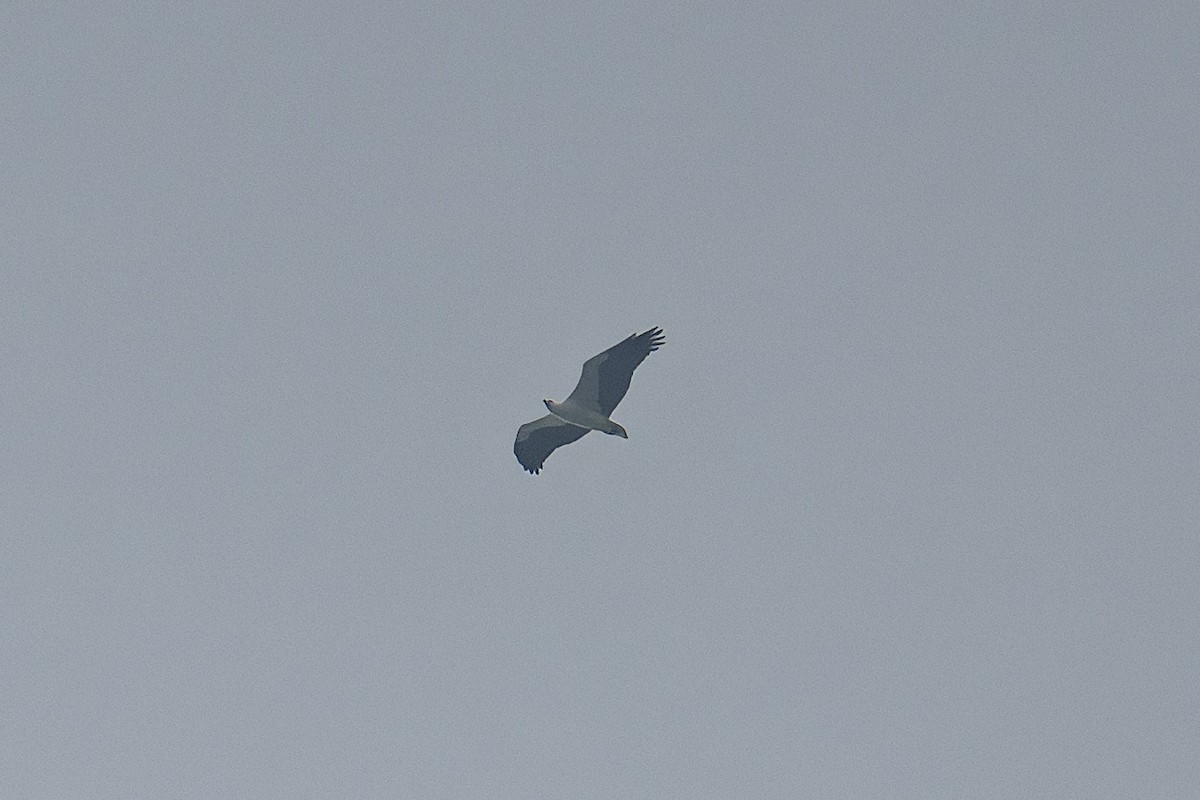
[514, 327, 665, 474]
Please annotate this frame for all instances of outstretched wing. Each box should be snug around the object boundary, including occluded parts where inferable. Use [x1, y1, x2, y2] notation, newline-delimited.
[514, 414, 590, 474]
[565, 327, 665, 416]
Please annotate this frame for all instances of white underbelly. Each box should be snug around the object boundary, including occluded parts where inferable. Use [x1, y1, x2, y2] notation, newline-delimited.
[548, 401, 613, 431]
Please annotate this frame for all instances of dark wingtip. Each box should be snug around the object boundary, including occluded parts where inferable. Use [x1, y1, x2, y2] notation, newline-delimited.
[641, 326, 665, 351]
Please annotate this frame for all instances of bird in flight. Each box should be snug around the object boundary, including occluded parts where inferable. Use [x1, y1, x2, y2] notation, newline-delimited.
[514, 327, 665, 474]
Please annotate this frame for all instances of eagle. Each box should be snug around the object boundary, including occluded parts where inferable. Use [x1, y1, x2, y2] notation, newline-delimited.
[514, 327, 665, 474]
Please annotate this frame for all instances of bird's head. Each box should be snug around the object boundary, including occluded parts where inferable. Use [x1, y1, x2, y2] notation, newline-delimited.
[542, 399, 556, 411]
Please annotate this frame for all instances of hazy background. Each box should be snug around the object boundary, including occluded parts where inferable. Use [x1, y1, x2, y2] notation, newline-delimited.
[4, 3, 1197, 797]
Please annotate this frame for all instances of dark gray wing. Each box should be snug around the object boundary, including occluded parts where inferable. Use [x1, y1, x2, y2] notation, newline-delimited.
[565, 327, 665, 417]
[514, 414, 590, 474]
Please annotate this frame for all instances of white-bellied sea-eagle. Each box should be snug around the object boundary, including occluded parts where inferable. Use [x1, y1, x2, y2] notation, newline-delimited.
[514, 327, 665, 474]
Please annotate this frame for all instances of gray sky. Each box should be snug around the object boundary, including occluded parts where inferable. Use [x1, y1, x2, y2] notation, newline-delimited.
[4, 3, 1198, 797]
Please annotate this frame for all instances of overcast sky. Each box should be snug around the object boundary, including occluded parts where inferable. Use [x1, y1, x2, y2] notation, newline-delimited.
[3, 3, 1198, 798]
